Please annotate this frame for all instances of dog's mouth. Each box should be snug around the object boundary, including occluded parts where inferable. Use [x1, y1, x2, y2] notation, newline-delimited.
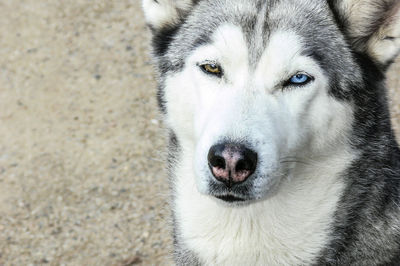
[207, 180, 254, 203]
[215, 194, 246, 202]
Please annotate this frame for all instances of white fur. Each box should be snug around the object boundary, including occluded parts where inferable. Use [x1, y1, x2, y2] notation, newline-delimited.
[142, 0, 194, 29]
[163, 25, 357, 264]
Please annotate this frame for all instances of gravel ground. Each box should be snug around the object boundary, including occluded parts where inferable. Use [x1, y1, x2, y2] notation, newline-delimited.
[0, 1, 399, 265]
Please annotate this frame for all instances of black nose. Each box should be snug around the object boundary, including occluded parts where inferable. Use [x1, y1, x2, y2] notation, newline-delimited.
[207, 143, 257, 188]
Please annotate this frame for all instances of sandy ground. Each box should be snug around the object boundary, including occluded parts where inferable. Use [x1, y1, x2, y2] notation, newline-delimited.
[0, 1, 399, 265]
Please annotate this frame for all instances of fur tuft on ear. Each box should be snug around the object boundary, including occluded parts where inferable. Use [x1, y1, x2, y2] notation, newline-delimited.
[142, 0, 196, 31]
[330, 0, 400, 67]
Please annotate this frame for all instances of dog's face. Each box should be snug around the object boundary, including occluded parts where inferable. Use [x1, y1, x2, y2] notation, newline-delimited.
[143, 0, 400, 203]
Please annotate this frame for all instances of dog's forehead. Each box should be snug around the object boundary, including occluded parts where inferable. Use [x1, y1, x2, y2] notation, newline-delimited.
[168, 0, 343, 68]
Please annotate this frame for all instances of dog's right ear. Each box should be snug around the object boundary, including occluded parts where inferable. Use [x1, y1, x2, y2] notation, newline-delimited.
[142, 0, 196, 31]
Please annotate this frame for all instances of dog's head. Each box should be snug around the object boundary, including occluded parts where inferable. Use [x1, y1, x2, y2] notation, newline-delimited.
[143, 0, 400, 203]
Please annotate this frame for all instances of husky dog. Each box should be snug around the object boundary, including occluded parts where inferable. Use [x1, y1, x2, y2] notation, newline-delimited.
[143, 0, 400, 264]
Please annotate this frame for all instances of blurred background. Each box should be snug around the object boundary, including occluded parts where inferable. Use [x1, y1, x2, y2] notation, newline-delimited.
[0, 1, 399, 265]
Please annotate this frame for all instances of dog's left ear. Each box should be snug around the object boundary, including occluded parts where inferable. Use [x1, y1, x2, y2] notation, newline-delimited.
[330, 0, 400, 67]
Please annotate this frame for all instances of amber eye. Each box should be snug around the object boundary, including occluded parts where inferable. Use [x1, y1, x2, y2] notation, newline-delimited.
[200, 63, 222, 76]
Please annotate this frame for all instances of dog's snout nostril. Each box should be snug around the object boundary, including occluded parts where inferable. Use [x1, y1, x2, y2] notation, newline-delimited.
[209, 155, 225, 169]
[207, 142, 258, 187]
[237, 150, 257, 172]
[236, 159, 249, 172]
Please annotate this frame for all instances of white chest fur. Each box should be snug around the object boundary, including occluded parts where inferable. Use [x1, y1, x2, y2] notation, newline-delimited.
[173, 151, 352, 265]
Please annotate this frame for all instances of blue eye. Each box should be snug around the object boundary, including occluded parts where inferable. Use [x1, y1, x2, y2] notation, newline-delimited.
[288, 74, 311, 85]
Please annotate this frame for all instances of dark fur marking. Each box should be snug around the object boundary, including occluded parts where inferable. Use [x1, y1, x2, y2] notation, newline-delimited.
[152, 25, 181, 56]
[327, 0, 347, 33]
[156, 83, 167, 114]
